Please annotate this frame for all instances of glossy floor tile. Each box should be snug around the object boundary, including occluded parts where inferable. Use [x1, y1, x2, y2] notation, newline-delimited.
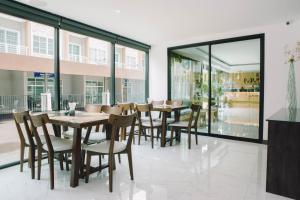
[0, 135, 291, 200]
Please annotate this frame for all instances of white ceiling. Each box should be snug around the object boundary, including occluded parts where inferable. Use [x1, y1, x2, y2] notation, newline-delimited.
[16, 0, 300, 45]
[173, 39, 260, 72]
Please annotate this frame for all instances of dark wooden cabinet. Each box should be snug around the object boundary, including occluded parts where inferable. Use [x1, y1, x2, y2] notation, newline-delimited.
[266, 108, 300, 199]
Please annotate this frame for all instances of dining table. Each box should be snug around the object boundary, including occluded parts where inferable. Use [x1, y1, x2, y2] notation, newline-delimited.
[152, 105, 188, 147]
[47, 111, 110, 188]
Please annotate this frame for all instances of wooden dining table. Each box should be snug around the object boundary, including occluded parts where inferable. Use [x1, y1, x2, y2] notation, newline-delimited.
[152, 105, 188, 147]
[47, 111, 109, 188]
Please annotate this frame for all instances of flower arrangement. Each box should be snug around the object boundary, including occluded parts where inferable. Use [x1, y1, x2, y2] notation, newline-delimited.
[285, 42, 300, 64]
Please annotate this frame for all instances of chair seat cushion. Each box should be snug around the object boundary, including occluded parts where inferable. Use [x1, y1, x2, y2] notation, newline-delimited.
[168, 121, 189, 128]
[155, 117, 175, 123]
[26, 135, 58, 145]
[142, 121, 162, 128]
[83, 141, 126, 154]
[82, 131, 106, 143]
[43, 138, 73, 152]
[62, 128, 91, 139]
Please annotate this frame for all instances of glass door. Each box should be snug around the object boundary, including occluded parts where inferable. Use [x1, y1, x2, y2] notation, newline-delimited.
[169, 45, 209, 134]
[210, 39, 261, 139]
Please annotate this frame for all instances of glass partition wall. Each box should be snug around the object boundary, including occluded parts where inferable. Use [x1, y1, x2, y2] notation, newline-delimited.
[0, 2, 150, 169]
[168, 35, 264, 142]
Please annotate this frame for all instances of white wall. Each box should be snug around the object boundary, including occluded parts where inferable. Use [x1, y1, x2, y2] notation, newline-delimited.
[149, 20, 300, 140]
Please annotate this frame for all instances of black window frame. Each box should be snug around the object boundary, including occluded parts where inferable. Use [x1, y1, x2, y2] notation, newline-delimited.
[0, 0, 150, 169]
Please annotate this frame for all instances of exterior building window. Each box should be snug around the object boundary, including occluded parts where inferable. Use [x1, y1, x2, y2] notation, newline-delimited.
[32, 35, 54, 56]
[69, 43, 81, 62]
[90, 48, 107, 64]
[126, 56, 137, 68]
[0, 27, 19, 54]
[85, 80, 104, 104]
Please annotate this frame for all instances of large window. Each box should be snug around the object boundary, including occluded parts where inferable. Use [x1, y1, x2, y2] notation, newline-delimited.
[0, 13, 56, 166]
[0, 2, 149, 169]
[115, 45, 146, 103]
[60, 30, 111, 109]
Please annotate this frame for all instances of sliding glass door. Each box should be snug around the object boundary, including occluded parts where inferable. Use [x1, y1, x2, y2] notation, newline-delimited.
[168, 35, 264, 142]
[210, 39, 261, 139]
[170, 45, 209, 134]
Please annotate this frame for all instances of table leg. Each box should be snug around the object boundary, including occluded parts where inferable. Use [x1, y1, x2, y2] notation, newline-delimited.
[70, 128, 82, 187]
[52, 124, 61, 137]
[161, 112, 167, 147]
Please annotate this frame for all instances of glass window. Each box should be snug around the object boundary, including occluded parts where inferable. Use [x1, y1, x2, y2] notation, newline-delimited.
[60, 30, 111, 109]
[115, 45, 146, 103]
[69, 43, 81, 62]
[0, 13, 55, 167]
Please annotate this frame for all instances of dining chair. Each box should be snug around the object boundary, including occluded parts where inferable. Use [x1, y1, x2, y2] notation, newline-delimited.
[84, 113, 136, 192]
[29, 113, 73, 189]
[13, 111, 59, 179]
[135, 104, 162, 148]
[13, 111, 34, 176]
[165, 99, 184, 123]
[168, 104, 201, 149]
[117, 103, 134, 141]
[151, 100, 164, 121]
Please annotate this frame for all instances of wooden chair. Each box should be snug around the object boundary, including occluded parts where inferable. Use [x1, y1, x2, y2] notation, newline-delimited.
[165, 99, 184, 123]
[135, 104, 162, 148]
[13, 111, 34, 177]
[13, 111, 58, 179]
[151, 100, 164, 121]
[117, 103, 134, 141]
[29, 113, 73, 189]
[168, 104, 201, 149]
[84, 113, 137, 192]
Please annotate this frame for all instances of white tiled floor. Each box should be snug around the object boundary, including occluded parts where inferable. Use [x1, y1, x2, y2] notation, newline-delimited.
[0, 135, 291, 200]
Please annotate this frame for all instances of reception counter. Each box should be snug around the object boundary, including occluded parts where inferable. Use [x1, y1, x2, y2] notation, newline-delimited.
[266, 108, 300, 199]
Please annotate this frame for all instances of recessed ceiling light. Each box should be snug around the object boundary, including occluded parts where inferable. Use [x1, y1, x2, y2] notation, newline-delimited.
[114, 9, 121, 14]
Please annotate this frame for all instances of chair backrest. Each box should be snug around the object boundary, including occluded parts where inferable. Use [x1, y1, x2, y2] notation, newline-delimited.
[108, 113, 136, 154]
[135, 104, 154, 127]
[13, 111, 32, 146]
[117, 103, 134, 115]
[188, 104, 202, 129]
[166, 100, 183, 106]
[151, 100, 164, 106]
[29, 113, 54, 153]
[85, 104, 102, 113]
[101, 105, 123, 115]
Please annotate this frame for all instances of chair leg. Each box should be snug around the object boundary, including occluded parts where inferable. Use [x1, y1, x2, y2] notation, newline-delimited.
[99, 155, 102, 172]
[118, 154, 121, 164]
[20, 143, 25, 172]
[30, 146, 35, 179]
[85, 153, 91, 183]
[150, 128, 154, 149]
[65, 153, 69, 171]
[109, 155, 113, 192]
[188, 129, 191, 149]
[28, 147, 31, 168]
[49, 154, 54, 190]
[59, 153, 64, 171]
[195, 128, 198, 145]
[144, 128, 147, 141]
[37, 148, 42, 180]
[127, 151, 134, 180]
[138, 126, 142, 145]
[170, 127, 174, 146]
